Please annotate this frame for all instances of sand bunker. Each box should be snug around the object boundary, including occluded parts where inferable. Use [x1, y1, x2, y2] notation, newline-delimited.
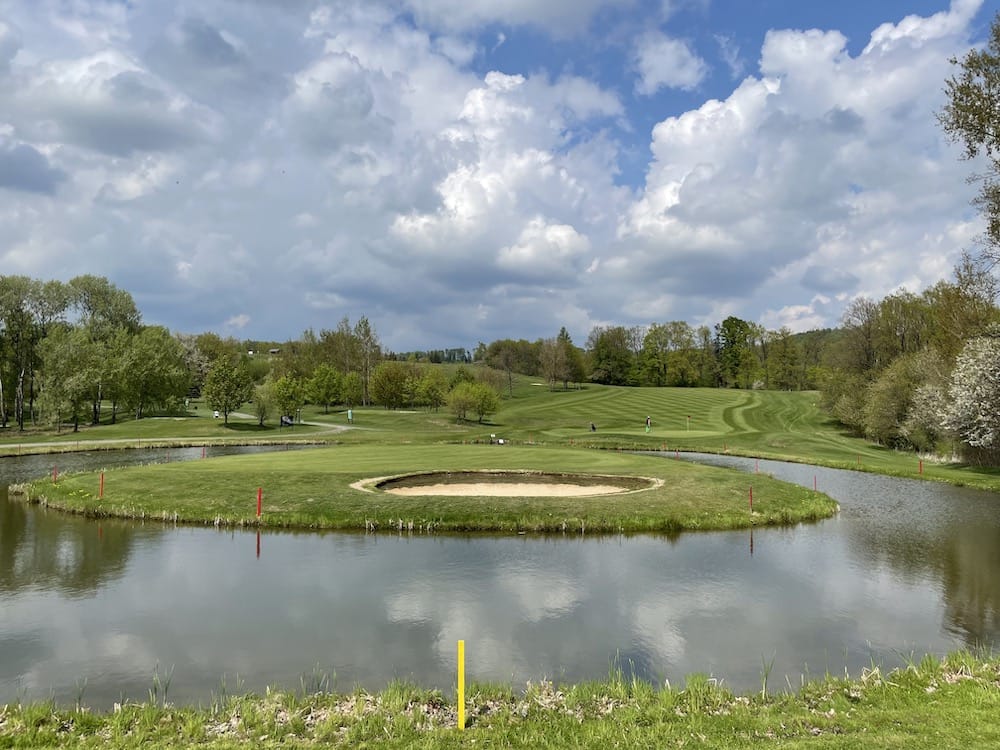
[354, 471, 661, 497]
[385, 482, 628, 497]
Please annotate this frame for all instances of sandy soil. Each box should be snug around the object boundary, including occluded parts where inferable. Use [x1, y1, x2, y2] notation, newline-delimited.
[383, 483, 628, 497]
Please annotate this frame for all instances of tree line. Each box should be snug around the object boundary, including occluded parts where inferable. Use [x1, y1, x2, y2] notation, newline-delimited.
[819, 256, 1000, 461]
[3, 263, 1000, 462]
[0, 283, 507, 431]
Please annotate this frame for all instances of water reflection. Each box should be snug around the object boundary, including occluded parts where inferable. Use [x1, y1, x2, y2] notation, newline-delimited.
[1, 449, 1000, 708]
[679, 453, 1000, 657]
[0, 486, 141, 597]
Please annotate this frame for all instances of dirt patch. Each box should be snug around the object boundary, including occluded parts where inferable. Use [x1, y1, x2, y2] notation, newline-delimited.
[357, 471, 662, 497]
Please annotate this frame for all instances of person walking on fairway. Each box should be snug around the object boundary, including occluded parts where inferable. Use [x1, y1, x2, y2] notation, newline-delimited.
[645, 415, 651, 433]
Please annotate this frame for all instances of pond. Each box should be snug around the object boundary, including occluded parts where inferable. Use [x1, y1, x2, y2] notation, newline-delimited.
[1, 448, 998, 708]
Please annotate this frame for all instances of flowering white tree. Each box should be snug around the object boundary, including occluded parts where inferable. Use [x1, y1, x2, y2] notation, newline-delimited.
[941, 336, 1000, 451]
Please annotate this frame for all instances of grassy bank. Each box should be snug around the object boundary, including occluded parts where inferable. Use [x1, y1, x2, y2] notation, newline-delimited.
[16, 444, 836, 533]
[3, 652, 998, 748]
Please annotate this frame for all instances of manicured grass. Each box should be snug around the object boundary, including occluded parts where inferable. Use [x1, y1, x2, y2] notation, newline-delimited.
[7, 380, 1000, 489]
[0, 399, 336, 454]
[3, 652, 998, 748]
[17, 444, 836, 533]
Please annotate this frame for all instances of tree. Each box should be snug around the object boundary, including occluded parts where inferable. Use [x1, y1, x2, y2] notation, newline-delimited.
[470, 382, 501, 423]
[715, 316, 757, 388]
[941, 333, 1000, 460]
[924, 254, 1000, 361]
[939, 13, 1000, 259]
[449, 365, 476, 389]
[68, 275, 141, 424]
[418, 367, 449, 411]
[354, 316, 381, 406]
[586, 325, 635, 385]
[307, 364, 341, 413]
[254, 381, 274, 426]
[37, 325, 97, 432]
[767, 328, 802, 390]
[557, 327, 585, 388]
[272, 375, 305, 422]
[121, 326, 190, 419]
[342, 371, 363, 407]
[194, 332, 241, 368]
[486, 339, 518, 396]
[0, 276, 37, 429]
[900, 351, 951, 453]
[862, 352, 927, 447]
[447, 381, 477, 422]
[820, 370, 867, 435]
[203, 358, 254, 425]
[370, 360, 410, 409]
[539, 337, 565, 389]
[835, 297, 880, 375]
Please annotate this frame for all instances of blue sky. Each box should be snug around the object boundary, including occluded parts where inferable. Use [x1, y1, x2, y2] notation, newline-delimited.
[0, 0, 993, 350]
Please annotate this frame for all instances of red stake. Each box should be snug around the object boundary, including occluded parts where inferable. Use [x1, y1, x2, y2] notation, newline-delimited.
[52, 466, 57, 483]
[257, 487, 262, 518]
[919, 459, 923, 475]
[813, 475, 817, 491]
[202, 446, 206, 459]
[100, 472, 105, 498]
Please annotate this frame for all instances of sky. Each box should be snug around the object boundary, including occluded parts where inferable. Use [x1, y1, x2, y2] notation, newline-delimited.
[0, 0, 994, 352]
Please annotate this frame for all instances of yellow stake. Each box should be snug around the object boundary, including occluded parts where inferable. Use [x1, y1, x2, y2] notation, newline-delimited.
[457, 640, 466, 730]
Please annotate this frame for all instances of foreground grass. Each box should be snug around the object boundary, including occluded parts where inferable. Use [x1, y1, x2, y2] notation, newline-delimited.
[16, 444, 835, 533]
[3, 652, 998, 748]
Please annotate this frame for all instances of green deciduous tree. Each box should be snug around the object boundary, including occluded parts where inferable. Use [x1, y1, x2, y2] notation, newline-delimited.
[447, 381, 477, 422]
[767, 328, 803, 391]
[203, 358, 254, 425]
[586, 325, 636, 385]
[121, 326, 190, 419]
[939, 13, 1000, 258]
[862, 352, 927, 447]
[418, 367, 449, 411]
[37, 325, 98, 432]
[370, 360, 411, 409]
[342, 371, 363, 408]
[307, 363, 341, 413]
[272, 376, 305, 422]
[471, 381, 500, 423]
[557, 327, 585, 388]
[715, 316, 758, 388]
